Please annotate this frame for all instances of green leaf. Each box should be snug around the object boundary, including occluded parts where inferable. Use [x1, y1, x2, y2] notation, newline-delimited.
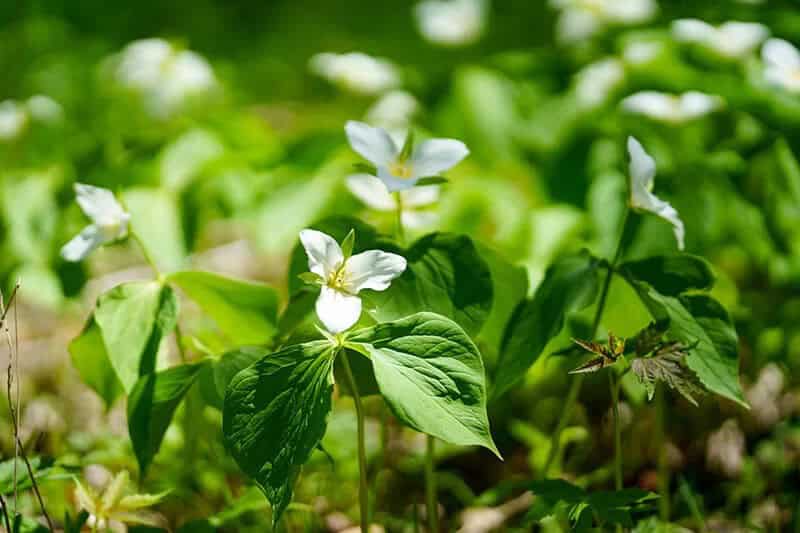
[475, 244, 529, 358]
[167, 271, 279, 345]
[415, 176, 449, 186]
[364, 233, 493, 337]
[619, 254, 715, 296]
[348, 312, 498, 456]
[340, 228, 356, 259]
[199, 346, 265, 408]
[222, 341, 335, 526]
[399, 130, 415, 161]
[0, 457, 76, 495]
[68, 317, 123, 407]
[632, 285, 746, 407]
[128, 362, 205, 473]
[494, 252, 600, 398]
[94, 282, 179, 392]
[123, 187, 187, 272]
[352, 162, 378, 175]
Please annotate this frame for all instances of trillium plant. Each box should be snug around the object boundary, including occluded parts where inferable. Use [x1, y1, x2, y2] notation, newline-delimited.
[64, 117, 746, 532]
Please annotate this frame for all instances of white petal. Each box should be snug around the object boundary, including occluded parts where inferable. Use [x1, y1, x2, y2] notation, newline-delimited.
[345, 121, 398, 167]
[627, 136, 656, 207]
[649, 197, 686, 250]
[415, 0, 486, 46]
[762, 38, 800, 70]
[74, 183, 126, 224]
[299, 229, 343, 278]
[410, 138, 470, 177]
[717, 22, 769, 57]
[671, 18, 714, 43]
[402, 210, 439, 229]
[316, 286, 362, 333]
[60, 225, 105, 262]
[604, 0, 657, 23]
[621, 91, 675, 121]
[556, 9, 600, 43]
[343, 250, 407, 293]
[401, 185, 440, 207]
[680, 91, 721, 119]
[377, 165, 419, 192]
[346, 174, 396, 211]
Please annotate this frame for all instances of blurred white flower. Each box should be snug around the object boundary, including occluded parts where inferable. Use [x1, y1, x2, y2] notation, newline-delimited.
[414, 0, 487, 46]
[551, 0, 657, 44]
[347, 174, 440, 228]
[746, 363, 785, 430]
[366, 90, 420, 131]
[346, 120, 469, 192]
[573, 58, 625, 108]
[26, 95, 64, 123]
[310, 52, 400, 95]
[116, 38, 216, 117]
[672, 19, 769, 59]
[61, 183, 130, 262]
[627, 136, 685, 250]
[762, 38, 800, 93]
[0, 100, 28, 140]
[706, 418, 745, 478]
[623, 40, 663, 64]
[299, 229, 406, 333]
[621, 90, 722, 123]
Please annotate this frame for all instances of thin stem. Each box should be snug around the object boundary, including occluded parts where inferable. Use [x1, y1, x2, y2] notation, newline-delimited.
[656, 386, 670, 521]
[16, 436, 54, 532]
[340, 351, 370, 532]
[425, 435, 439, 533]
[0, 492, 11, 533]
[541, 209, 629, 478]
[393, 192, 405, 246]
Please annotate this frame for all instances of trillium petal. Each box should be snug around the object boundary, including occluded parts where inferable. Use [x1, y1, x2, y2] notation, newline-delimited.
[316, 286, 362, 333]
[401, 185, 440, 208]
[719, 22, 769, 57]
[344, 250, 407, 293]
[627, 137, 685, 250]
[628, 136, 656, 203]
[60, 225, 105, 262]
[75, 183, 126, 224]
[345, 121, 398, 167]
[621, 92, 675, 121]
[762, 38, 800, 70]
[671, 18, 714, 43]
[410, 138, 469, 178]
[346, 174, 397, 211]
[680, 91, 721, 119]
[299, 229, 344, 278]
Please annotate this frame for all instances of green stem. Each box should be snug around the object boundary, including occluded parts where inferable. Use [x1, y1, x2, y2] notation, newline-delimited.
[656, 386, 670, 521]
[541, 209, 629, 478]
[609, 373, 622, 491]
[394, 192, 405, 246]
[340, 351, 370, 532]
[425, 435, 439, 533]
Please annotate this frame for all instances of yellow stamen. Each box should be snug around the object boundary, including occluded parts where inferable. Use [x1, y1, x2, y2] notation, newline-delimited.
[389, 161, 414, 180]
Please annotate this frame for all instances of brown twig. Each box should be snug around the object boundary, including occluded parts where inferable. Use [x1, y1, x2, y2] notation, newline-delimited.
[15, 436, 54, 531]
[0, 491, 12, 533]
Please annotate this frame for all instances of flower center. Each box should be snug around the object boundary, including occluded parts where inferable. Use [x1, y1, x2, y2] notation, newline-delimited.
[389, 161, 414, 180]
[96, 215, 124, 241]
[327, 264, 350, 292]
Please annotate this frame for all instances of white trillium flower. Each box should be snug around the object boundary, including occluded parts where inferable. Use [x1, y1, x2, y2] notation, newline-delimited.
[310, 52, 400, 96]
[0, 101, 28, 140]
[627, 137, 685, 250]
[574, 58, 625, 108]
[26, 95, 63, 123]
[623, 40, 663, 65]
[762, 38, 800, 93]
[347, 174, 440, 229]
[672, 19, 769, 59]
[61, 184, 131, 262]
[414, 0, 487, 47]
[366, 90, 420, 132]
[621, 91, 722, 123]
[345, 120, 469, 192]
[551, 0, 657, 44]
[299, 229, 407, 333]
[116, 38, 216, 118]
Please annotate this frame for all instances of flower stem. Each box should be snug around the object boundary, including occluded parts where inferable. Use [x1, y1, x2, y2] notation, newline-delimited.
[656, 385, 670, 520]
[541, 209, 629, 478]
[340, 351, 370, 532]
[425, 435, 439, 533]
[394, 192, 405, 246]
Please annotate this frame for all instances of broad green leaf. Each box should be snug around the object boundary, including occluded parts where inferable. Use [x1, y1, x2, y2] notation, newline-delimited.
[3, 171, 57, 264]
[475, 243, 529, 358]
[633, 285, 746, 407]
[123, 188, 186, 273]
[94, 282, 179, 392]
[159, 129, 225, 191]
[494, 252, 600, 398]
[619, 254, 714, 296]
[198, 346, 265, 408]
[128, 362, 206, 473]
[348, 312, 498, 456]
[68, 317, 123, 407]
[168, 271, 279, 345]
[365, 233, 493, 337]
[223, 341, 335, 526]
[0, 457, 76, 495]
